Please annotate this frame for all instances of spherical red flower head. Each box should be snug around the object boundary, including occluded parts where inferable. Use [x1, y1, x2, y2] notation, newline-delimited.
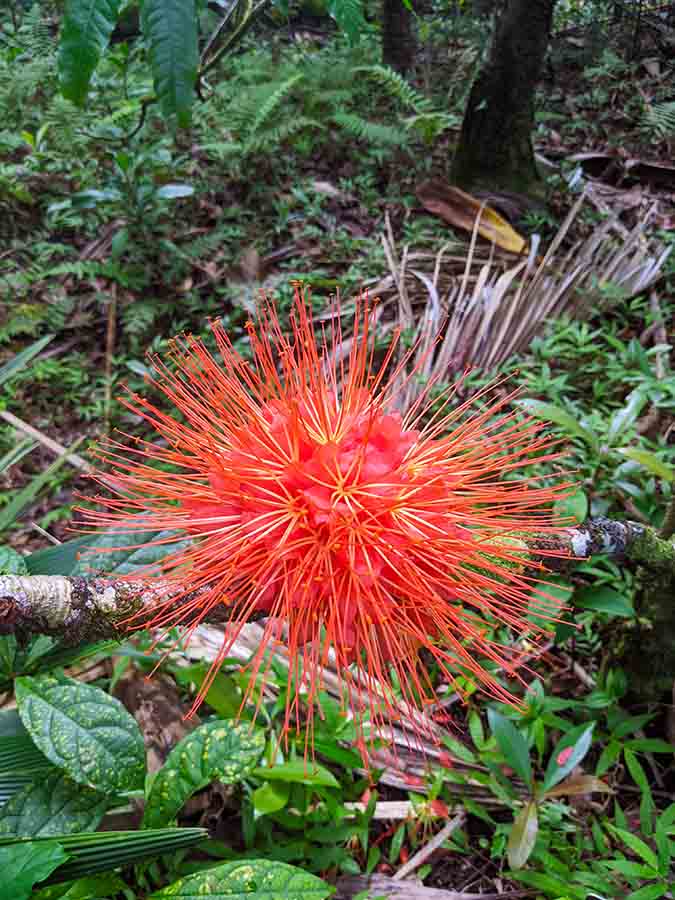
[81, 286, 567, 756]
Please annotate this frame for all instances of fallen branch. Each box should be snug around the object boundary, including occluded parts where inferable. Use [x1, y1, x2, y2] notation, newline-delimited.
[0, 517, 673, 643]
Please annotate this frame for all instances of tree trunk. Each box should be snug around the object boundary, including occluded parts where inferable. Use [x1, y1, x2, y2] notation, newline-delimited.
[450, 0, 555, 195]
[471, 0, 497, 17]
[382, 0, 416, 75]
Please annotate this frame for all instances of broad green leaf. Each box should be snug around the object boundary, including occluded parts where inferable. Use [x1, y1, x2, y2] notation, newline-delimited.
[0, 336, 53, 388]
[143, 721, 264, 828]
[252, 781, 290, 816]
[542, 722, 595, 792]
[616, 448, 674, 482]
[543, 774, 612, 799]
[252, 760, 340, 789]
[607, 389, 648, 445]
[140, 0, 199, 128]
[0, 770, 107, 837]
[0, 546, 28, 575]
[507, 801, 538, 870]
[487, 709, 532, 789]
[0, 840, 68, 900]
[553, 488, 588, 525]
[15, 675, 145, 794]
[58, 0, 123, 105]
[71, 522, 191, 576]
[148, 859, 333, 899]
[26, 536, 94, 576]
[514, 399, 598, 449]
[0, 828, 207, 886]
[575, 585, 634, 618]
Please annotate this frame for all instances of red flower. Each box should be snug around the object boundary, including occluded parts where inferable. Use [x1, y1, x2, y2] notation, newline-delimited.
[81, 286, 567, 756]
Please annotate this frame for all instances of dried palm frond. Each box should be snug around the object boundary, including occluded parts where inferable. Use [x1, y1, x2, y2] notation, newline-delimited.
[356, 189, 670, 410]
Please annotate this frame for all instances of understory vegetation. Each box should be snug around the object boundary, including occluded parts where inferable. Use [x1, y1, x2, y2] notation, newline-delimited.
[1, 1, 675, 899]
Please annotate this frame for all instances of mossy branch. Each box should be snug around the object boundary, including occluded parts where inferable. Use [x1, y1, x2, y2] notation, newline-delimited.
[1, 517, 673, 644]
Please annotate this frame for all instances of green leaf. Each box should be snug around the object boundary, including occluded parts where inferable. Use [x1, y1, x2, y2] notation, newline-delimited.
[553, 488, 588, 525]
[0, 439, 85, 535]
[252, 760, 340, 789]
[607, 389, 648, 446]
[0, 336, 53, 388]
[34, 872, 129, 900]
[0, 828, 207, 886]
[0, 546, 29, 575]
[575, 585, 634, 617]
[625, 738, 675, 753]
[155, 184, 194, 200]
[143, 721, 264, 828]
[252, 781, 290, 816]
[15, 675, 145, 794]
[542, 722, 595, 792]
[510, 871, 587, 899]
[616, 448, 673, 482]
[327, 0, 366, 45]
[487, 709, 532, 789]
[0, 438, 36, 476]
[0, 770, 107, 837]
[596, 739, 622, 776]
[514, 399, 598, 449]
[607, 860, 658, 878]
[148, 859, 333, 899]
[626, 883, 669, 900]
[70, 522, 191, 576]
[140, 0, 199, 128]
[507, 801, 538, 870]
[26, 536, 94, 577]
[0, 840, 68, 900]
[441, 735, 477, 764]
[0, 711, 28, 739]
[608, 824, 659, 870]
[58, 0, 123, 105]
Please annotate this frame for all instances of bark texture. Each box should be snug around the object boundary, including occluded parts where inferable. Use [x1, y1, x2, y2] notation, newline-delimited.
[451, 0, 555, 194]
[382, 0, 416, 74]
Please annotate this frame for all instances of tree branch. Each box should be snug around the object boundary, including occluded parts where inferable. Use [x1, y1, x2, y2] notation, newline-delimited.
[1, 518, 673, 644]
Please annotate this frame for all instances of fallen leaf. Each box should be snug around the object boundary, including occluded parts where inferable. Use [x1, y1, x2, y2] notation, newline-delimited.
[416, 179, 527, 254]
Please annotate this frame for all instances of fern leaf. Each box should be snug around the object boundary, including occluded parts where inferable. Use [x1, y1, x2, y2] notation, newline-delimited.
[332, 111, 405, 146]
[643, 100, 675, 139]
[247, 73, 303, 140]
[354, 65, 433, 114]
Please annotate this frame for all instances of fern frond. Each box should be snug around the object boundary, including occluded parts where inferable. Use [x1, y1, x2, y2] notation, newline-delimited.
[643, 100, 675, 139]
[249, 73, 303, 138]
[354, 65, 433, 114]
[243, 117, 324, 156]
[332, 111, 406, 146]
